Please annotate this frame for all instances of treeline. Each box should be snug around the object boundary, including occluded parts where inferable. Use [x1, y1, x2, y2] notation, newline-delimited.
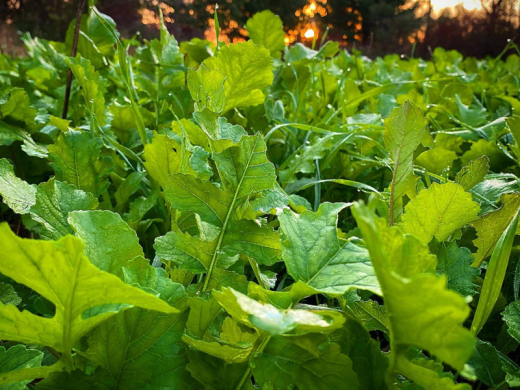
[1, 0, 519, 59]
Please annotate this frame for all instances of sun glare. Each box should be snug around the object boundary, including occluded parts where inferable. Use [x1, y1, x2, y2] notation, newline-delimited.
[430, 0, 482, 15]
[304, 28, 315, 39]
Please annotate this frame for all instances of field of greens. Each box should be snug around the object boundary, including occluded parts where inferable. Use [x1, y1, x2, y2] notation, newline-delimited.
[1, 5, 520, 390]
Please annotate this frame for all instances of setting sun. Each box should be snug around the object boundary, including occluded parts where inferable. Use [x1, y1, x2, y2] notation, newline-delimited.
[429, 0, 482, 16]
[304, 28, 315, 38]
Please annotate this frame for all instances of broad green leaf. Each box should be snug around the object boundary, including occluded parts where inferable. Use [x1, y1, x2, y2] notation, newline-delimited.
[394, 355, 471, 390]
[185, 296, 223, 340]
[213, 287, 344, 336]
[416, 147, 457, 175]
[68, 210, 144, 278]
[246, 281, 314, 310]
[0, 88, 36, 128]
[187, 65, 225, 113]
[182, 295, 258, 364]
[251, 336, 359, 390]
[114, 171, 145, 211]
[84, 258, 197, 390]
[345, 299, 389, 334]
[503, 301, 520, 343]
[471, 208, 520, 335]
[193, 110, 247, 153]
[470, 193, 520, 266]
[400, 182, 480, 245]
[455, 95, 488, 128]
[384, 101, 432, 223]
[143, 133, 183, 188]
[246, 10, 285, 58]
[64, 56, 106, 126]
[0, 282, 21, 306]
[157, 134, 280, 290]
[0, 223, 177, 360]
[352, 202, 474, 388]
[467, 339, 506, 387]
[109, 103, 136, 144]
[182, 333, 254, 364]
[331, 318, 389, 390]
[279, 202, 381, 296]
[432, 241, 480, 296]
[124, 190, 159, 230]
[0, 121, 47, 158]
[30, 179, 99, 240]
[0, 345, 43, 390]
[455, 156, 489, 191]
[200, 40, 273, 112]
[65, 8, 117, 68]
[49, 131, 113, 197]
[186, 349, 253, 390]
[0, 158, 36, 214]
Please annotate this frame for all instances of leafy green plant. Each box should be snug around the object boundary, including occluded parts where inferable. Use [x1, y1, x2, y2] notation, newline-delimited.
[0, 5, 520, 390]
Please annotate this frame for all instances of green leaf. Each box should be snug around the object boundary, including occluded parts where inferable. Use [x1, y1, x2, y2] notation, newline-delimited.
[246, 10, 285, 58]
[331, 317, 389, 390]
[470, 193, 520, 266]
[384, 101, 432, 223]
[455, 95, 488, 128]
[200, 40, 273, 112]
[0, 282, 21, 306]
[114, 171, 145, 211]
[186, 349, 252, 390]
[279, 202, 381, 296]
[0, 223, 177, 363]
[352, 202, 474, 388]
[345, 299, 389, 334]
[471, 207, 520, 335]
[68, 210, 144, 278]
[193, 110, 247, 153]
[400, 182, 480, 245]
[503, 301, 520, 343]
[0, 88, 36, 127]
[124, 190, 159, 230]
[0, 158, 36, 214]
[467, 339, 506, 387]
[416, 147, 457, 175]
[251, 336, 359, 390]
[0, 345, 43, 390]
[65, 8, 117, 68]
[84, 259, 197, 390]
[64, 56, 106, 126]
[213, 287, 344, 336]
[455, 156, 489, 191]
[279, 134, 338, 185]
[432, 241, 480, 296]
[182, 295, 259, 364]
[157, 134, 280, 290]
[143, 133, 203, 188]
[49, 131, 113, 197]
[187, 65, 226, 113]
[30, 179, 99, 240]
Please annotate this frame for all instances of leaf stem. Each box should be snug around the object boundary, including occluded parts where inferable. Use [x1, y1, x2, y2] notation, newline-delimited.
[62, 0, 86, 120]
[235, 335, 271, 390]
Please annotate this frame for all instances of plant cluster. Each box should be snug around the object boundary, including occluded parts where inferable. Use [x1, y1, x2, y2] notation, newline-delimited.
[0, 6, 520, 390]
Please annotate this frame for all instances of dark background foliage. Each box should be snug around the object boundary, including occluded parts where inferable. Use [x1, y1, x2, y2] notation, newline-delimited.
[0, 0, 519, 58]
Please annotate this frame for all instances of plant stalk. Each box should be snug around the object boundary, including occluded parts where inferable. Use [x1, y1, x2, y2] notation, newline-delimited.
[62, 0, 86, 120]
